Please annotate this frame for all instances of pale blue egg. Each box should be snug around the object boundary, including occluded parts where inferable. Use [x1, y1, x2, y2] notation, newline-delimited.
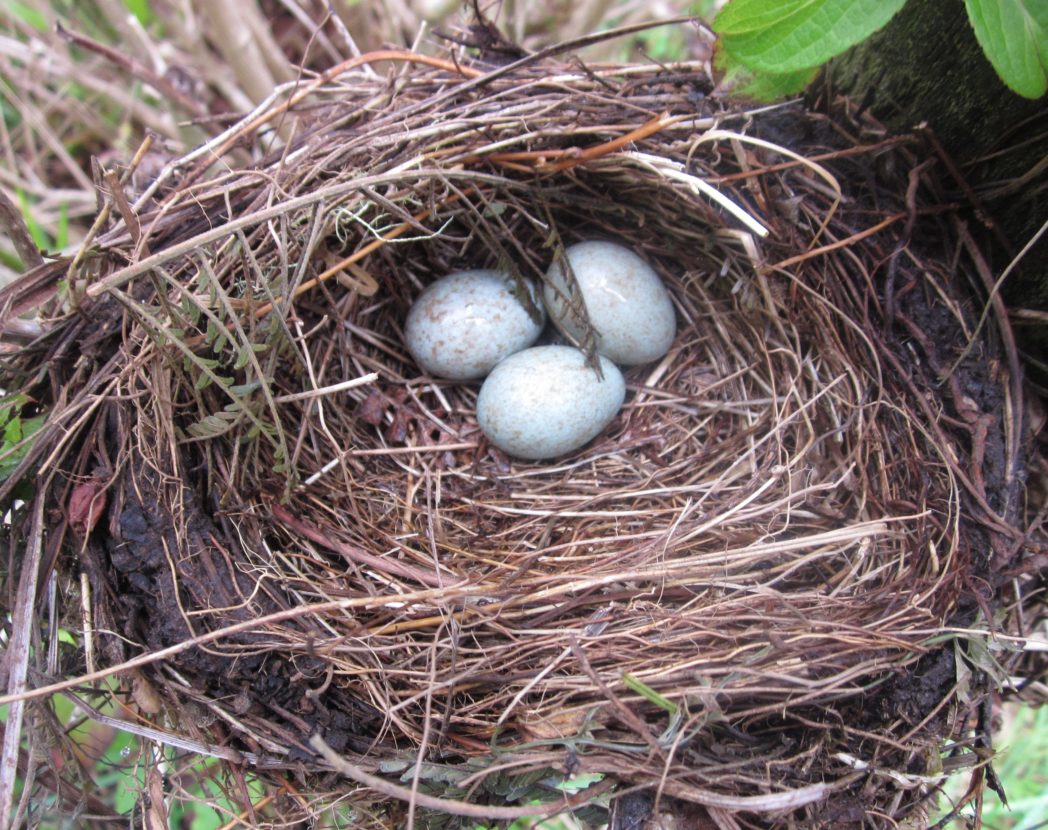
[477, 345, 625, 460]
[405, 270, 545, 381]
[544, 241, 676, 366]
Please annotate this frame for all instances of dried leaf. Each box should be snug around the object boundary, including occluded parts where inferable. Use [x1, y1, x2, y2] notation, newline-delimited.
[359, 389, 387, 426]
[132, 671, 164, 715]
[69, 478, 107, 535]
[144, 765, 168, 830]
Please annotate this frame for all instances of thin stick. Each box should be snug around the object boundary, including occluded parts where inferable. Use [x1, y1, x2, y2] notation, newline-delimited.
[146, 51, 484, 201]
[309, 733, 578, 820]
[272, 372, 378, 403]
[67, 132, 154, 285]
[623, 151, 770, 237]
[0, 493, 46, 830]
[569, 636, 663, 756]
[771, 213, 906, 270]
[269, 502, 452, 587]
[476, 113, 678, 170]
[62, 691, 250, 764]
[103, 168, 149, 258]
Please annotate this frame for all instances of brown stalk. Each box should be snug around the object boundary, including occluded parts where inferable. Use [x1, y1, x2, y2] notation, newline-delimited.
[269, 502, 453, 587]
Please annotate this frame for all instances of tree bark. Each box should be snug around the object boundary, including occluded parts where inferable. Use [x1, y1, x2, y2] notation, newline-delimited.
[828, 0, 1048, 369]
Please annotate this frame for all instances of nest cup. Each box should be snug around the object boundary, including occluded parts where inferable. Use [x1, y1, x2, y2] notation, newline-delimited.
[1, 49, 1031, 828]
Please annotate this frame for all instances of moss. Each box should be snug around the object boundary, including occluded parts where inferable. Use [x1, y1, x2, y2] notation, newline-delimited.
[829, 0, 1048, 367]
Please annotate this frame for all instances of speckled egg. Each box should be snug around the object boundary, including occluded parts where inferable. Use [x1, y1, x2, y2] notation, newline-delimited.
[544, 240, 676, 366]
[404, 270, 545, 381]
[476, 345, 625, 460]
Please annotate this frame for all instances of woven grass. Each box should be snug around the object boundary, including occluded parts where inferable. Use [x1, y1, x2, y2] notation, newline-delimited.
[1, 39, 1042, 829]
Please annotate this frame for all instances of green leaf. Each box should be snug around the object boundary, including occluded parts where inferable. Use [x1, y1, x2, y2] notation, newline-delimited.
[717, 55, 819, 99]
[8, 2, 48, 31]
[0, 393, 30, 418]
[0, 420, 45, 479]
[395, 762, 470, 786]
[714, 0, 908, 73]
[55, 203, 69, 249]
[964, 0, 1048, 98]
[742, 68, 819, 99]
[123, 0, 157, 27]
[229, 381, 261, 396]
[554, 772, 603, 792]
[953, 640, 973, 704]
[180, 295, 202, 326]
[187, 414, 233, 438]
[623, 673, 677, 714]
[1, 395, 46, 481]
[961, 632, 1011, 690]
[0, 248, 23, 271]
[233, 346, 252, 370]
[16, 190, 50, 251]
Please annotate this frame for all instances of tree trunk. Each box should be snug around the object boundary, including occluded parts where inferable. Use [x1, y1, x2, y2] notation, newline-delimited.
[828, 0, 1048, 373]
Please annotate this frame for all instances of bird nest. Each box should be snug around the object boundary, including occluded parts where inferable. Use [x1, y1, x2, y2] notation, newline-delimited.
[0, 45, 1039, 829]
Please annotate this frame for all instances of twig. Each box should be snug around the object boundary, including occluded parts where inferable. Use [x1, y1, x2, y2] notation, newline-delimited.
[0, 492, 46, 830]
[475, 112, 679, 173]
[654, 775, 842, 813]
[248, 189, 471, 321]
[623, 150, 770, 237]
[147, 50, 485, 202]
[922, 126, 1015, 258]
[271, 372, 378, 403]
[771, 212, 906, 270]
[309, 733, 581, 820]
[61, 690, 251, 764]
[710, 137, 913, 184]
[270, 502, 452, 587]
[103, 169, 150, 258]
[66, 132, 154, 287]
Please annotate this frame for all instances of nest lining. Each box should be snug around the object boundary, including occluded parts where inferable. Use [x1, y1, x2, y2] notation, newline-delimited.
[0, 51, 1033, 828]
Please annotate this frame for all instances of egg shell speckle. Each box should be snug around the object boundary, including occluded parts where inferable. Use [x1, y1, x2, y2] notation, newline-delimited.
[405, 270, 545, 381]
[476, 345, 625, 460]
[544, 240, 676, 366]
